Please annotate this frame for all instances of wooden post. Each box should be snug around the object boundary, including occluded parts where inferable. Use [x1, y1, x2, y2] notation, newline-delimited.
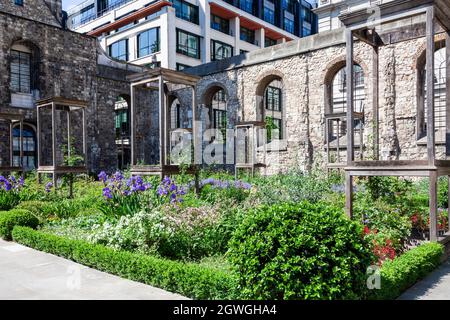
[448, 175, 450, 233]
[429, 171, 438, 241]
[51, 102, 56, 168]
[346, 29, 355, 164]
[67, 110, 71, 159]
[82, 108, 87, 159]
[130, 84, 135, 167]
[19, 120, 23, 168]
[372, 46, 379, 160]
[159, 76, 165, 168]
[446, 31, 450, 157]
[345, 171, 353, 218]
[192, 85, 201, 166]
[345, 28, 354, 218]
[426, 7, 436, 165]
[9, 122, 13, 166]
[36, 106, 41, 184]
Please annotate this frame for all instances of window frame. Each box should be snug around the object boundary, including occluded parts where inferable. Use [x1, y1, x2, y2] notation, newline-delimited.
[10, 49, 31, 94]
[137, 27, 160, 58]
[108, 39, 129, 62]
[176, 29, 201, 59]
[211, 40, 233, 61]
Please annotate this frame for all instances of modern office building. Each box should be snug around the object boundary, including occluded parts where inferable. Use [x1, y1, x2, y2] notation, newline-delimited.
[314, 0, 393, 33]
[67, 0, 317, 69]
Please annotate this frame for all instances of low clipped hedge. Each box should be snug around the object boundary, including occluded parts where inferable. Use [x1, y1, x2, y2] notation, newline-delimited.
[371, 242, 444, 300]
[0, 209, 39, 240]
[12, 226, 237, 300]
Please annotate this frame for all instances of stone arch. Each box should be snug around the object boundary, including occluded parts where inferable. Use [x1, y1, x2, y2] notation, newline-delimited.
[322, 55, 368, 115]
[254, 70, 286, 140]
[199, 81, 229, 106]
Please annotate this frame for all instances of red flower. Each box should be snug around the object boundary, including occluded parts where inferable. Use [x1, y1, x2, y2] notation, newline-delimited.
[363, 225, 370, 235]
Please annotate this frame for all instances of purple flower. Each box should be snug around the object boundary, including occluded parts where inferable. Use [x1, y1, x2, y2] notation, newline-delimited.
[98, 171, 108, 183]
[45, 182, 53, 193]
[18, 176, 24, 186]
[102, 187, 112, 199]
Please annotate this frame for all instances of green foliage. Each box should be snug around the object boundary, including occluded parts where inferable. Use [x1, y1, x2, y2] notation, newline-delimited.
[365, 176, 413, 203]
[228, 202, 373, 300]
[12, 226, 238, 300]
[0, 209, 39, 240]
[354, 199, 412, 253]
[248, 169, 342, 206]
[370, 242, 444, 300]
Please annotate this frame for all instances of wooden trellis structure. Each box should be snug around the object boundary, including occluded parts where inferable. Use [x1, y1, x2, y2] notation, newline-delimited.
[341, 0, 450, 241]
[127, 68, 201, 178]
[36, 97, 88, 186]
[235, 121, 267, 177]
[0, 113, 24, 174]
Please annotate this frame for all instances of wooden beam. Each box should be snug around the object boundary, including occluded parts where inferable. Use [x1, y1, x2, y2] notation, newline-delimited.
[446, 31, 450, 156]
[426, 7, 436, 165]
[130, 84, 135, 167]
[430, 170, 438, 241]
[345, 172, 353, 218]
[373, 46, 379, 160]
[346, 29, 355, 164]
[159, 75, 165, 167]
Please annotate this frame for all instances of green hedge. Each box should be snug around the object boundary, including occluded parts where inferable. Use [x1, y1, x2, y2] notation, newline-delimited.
[371, 242, 444, 300]
[0, 209, 39, 240]
[12, 226, 237, 300]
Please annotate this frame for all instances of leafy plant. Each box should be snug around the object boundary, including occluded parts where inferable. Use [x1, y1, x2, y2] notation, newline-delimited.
[0, 209, 39, 240]
[228, 202, 373, 300]
[0, 175, 24, 210]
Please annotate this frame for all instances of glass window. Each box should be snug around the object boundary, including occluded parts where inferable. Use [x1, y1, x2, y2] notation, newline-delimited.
[302, 23, 312, 37]
[71, 4, 95, 27]
[211, 40, 233, 61]
[283, 16, 295, 34]
[172, 0, 199, 24]
[211, 89, 227, 129]
[137, 28, 160, 58]
[265, 86, 281, 111]
[108, 39, 128, 61]
[264, 79, 283, 141]
[240, 49, 248, 55]
[263, 4, 275, 24]
[283, 0, 295, 13]
[176, 29, 200, 59]
[176, 63, 190, 71]
[240, 27, 255, 44]
[15, 0, 23, 5]
[265, 37, 277, 47]
[211, 14, 230, 35]
[115, 97, 129, 139]
[10, 50, 31, 94]
[13, 125, 36, 170]
[239, 0, 254, 14]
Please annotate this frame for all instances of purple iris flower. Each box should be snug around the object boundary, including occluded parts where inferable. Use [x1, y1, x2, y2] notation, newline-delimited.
[98, 171, 108, 183]
[18, 176, 25, 186]
[102, 187, 112, 199]
[45, 182, 53, 193]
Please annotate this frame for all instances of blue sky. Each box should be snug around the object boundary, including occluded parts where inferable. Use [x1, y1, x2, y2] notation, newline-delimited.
[62, 0, 83, 10]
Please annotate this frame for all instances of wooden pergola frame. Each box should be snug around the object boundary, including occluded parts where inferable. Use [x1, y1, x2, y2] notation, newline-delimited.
[36, 97, 88, 186]
[341, 0, 450, 241]
[235, 121, 267, 177]
[0, 112, 24, 173]
[127, 68, 201, 178]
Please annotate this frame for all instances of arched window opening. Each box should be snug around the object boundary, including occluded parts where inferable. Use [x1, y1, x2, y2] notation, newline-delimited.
[211, 89, 227, 129]
[325, 64, 366, 166]
[115, 95, 130, 170]
[422, 46, 447, 142]
[13, 124, 36, 170]
[264, 79, 283, 142]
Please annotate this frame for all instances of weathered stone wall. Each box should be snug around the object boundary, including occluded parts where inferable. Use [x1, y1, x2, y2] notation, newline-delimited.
[0, 0, 61, 27]
[0, 4, 139, 174]
[188, 26, 441, 175]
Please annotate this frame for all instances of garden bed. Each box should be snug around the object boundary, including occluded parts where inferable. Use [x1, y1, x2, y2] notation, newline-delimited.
[0, 170, 447, 299]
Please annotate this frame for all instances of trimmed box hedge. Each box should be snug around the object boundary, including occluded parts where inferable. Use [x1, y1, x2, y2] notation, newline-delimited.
[0, 209, 39, 240]
[371, 242, 444, 300]
[12, 226, 237, 300]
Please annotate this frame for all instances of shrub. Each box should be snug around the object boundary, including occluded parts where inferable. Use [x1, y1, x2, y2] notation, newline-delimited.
[370, 242, 444, 300]
[228, 202, 373, 300]
[12, 226, 238, 299]
[0, 209, 39, 240]
[16, 201, 48, 221]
